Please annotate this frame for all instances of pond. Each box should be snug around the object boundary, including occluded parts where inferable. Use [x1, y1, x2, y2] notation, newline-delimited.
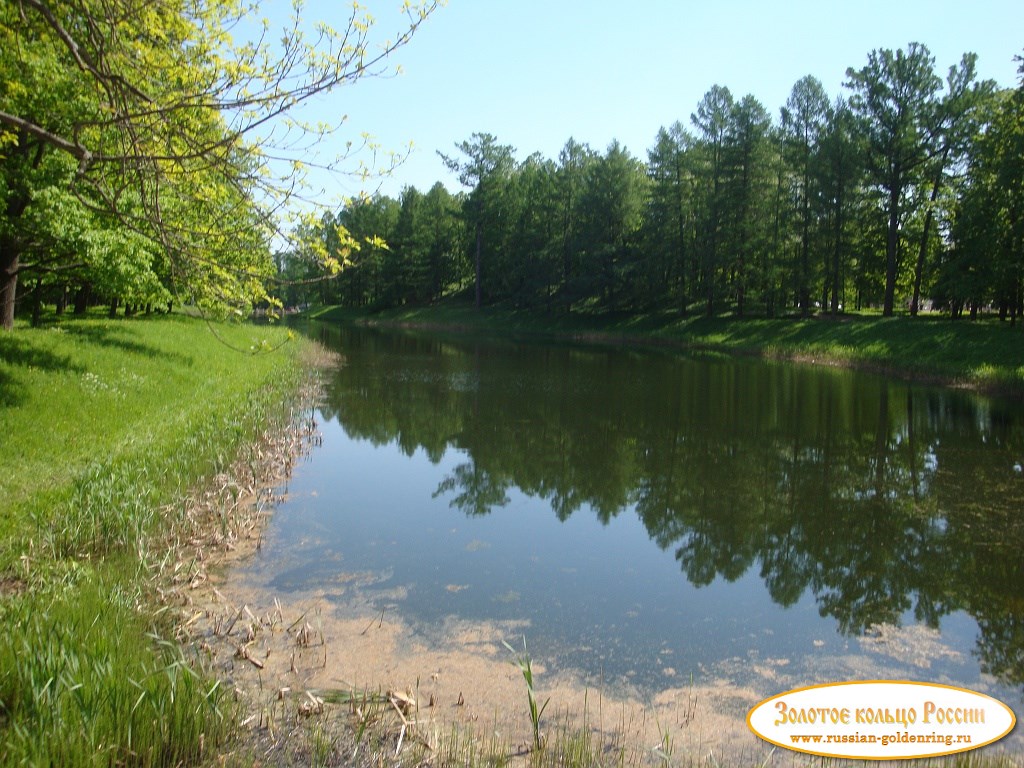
[233, 323, 1024, 745]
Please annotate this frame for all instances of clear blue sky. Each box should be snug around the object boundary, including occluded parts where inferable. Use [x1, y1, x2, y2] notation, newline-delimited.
[288, 0, 1023, 204]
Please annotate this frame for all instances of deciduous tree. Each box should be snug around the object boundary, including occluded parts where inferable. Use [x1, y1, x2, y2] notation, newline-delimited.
[781, 76, 830, 315]
[691, 85, 733, 316]
[908, 55, 993, 315]
[846, 43, 942, 316]
[0, 0, 440, 329]
[645, 123, 695, 314]
[439, 133, 516, 308]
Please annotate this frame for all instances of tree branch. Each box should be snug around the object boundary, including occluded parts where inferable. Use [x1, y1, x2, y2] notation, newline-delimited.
[0, 109, 91, 167]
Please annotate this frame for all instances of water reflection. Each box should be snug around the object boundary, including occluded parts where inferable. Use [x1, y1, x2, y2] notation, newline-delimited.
[310, 324, 1024, 688]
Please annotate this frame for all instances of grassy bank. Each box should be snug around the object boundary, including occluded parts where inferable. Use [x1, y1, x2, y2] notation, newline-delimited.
[0, 312, 307, 766]
[308, 302, 1024, 396]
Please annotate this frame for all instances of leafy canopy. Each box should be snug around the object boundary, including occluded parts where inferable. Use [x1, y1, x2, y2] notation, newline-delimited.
[0, 0, 440, 321]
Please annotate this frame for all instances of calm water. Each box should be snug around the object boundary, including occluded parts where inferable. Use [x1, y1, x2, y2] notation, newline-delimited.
[239, 323, 1024, 705]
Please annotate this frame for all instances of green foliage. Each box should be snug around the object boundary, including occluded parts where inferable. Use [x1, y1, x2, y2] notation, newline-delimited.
[440, 132, 518, 308]
[781, 75, 831, 315]
[292, 43, 1022, 329]
[845, 43, 947, 316]
[944, 58, 1024, 319]
[0, 0, 442, 329]
[578, 141, 648, 311]
[643, 123, 694, 312]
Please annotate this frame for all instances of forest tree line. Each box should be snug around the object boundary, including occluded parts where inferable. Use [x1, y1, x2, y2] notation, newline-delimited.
[284, 43, 1024, 322]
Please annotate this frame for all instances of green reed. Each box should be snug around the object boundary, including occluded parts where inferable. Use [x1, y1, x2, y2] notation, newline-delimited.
[503, 636, 551, 753]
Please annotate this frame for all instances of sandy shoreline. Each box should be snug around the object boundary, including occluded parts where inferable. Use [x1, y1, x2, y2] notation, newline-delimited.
[189, 576, 774, 764]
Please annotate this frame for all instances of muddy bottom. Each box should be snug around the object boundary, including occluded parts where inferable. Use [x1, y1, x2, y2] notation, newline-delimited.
[190, 568, 778, 764]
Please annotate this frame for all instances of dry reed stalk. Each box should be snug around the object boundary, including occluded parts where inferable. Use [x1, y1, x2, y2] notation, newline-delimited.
[155, 369, 326, 644]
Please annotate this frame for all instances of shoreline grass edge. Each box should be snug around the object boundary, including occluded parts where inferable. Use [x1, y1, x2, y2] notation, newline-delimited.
[305, 303, 1024, 399]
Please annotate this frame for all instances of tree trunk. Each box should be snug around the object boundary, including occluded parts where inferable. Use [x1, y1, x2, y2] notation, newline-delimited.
[910, 157, 947, 316]
[474, 219, 482, 310]
[910, 207, 935, 317]
[74, 283, 91, 314]
[799, 172, 811, 317]
[831, 194, 843, 314]
[675, 164, 687, 317]
[0, 246, 18, 331]
[109, 298, 119, 318]
[677, 228, 687, 317]
[705, 263, 715, 317]
[2, 142, 46, 331]
[883, 185, 901, 316]
[30, 277, 45, 327]
[706, 144, 721, 319]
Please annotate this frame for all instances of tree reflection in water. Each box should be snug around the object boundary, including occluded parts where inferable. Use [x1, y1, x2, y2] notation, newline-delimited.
[313, 324, 1024, 686]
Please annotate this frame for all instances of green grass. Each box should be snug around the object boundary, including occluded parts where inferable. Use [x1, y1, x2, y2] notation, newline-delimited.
[307, 301, 1024, 395]
[0, 310, 307, 766]
[0, 312, 301, 564]
[0, 563, 229, 766]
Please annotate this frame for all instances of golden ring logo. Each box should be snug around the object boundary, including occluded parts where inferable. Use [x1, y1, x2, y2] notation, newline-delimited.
[746, 680, 1016, 760]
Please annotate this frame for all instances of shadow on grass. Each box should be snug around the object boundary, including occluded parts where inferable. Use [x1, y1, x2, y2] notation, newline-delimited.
[62, 321, 193, 365]
[0, 335, 85, 408]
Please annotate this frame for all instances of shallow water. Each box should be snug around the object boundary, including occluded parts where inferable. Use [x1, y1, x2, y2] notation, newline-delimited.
[234, 323, 1024, 717]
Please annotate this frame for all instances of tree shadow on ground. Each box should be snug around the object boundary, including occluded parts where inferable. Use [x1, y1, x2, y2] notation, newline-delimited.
[61, 322, 193, 365]
[0, 335, 84, 408]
